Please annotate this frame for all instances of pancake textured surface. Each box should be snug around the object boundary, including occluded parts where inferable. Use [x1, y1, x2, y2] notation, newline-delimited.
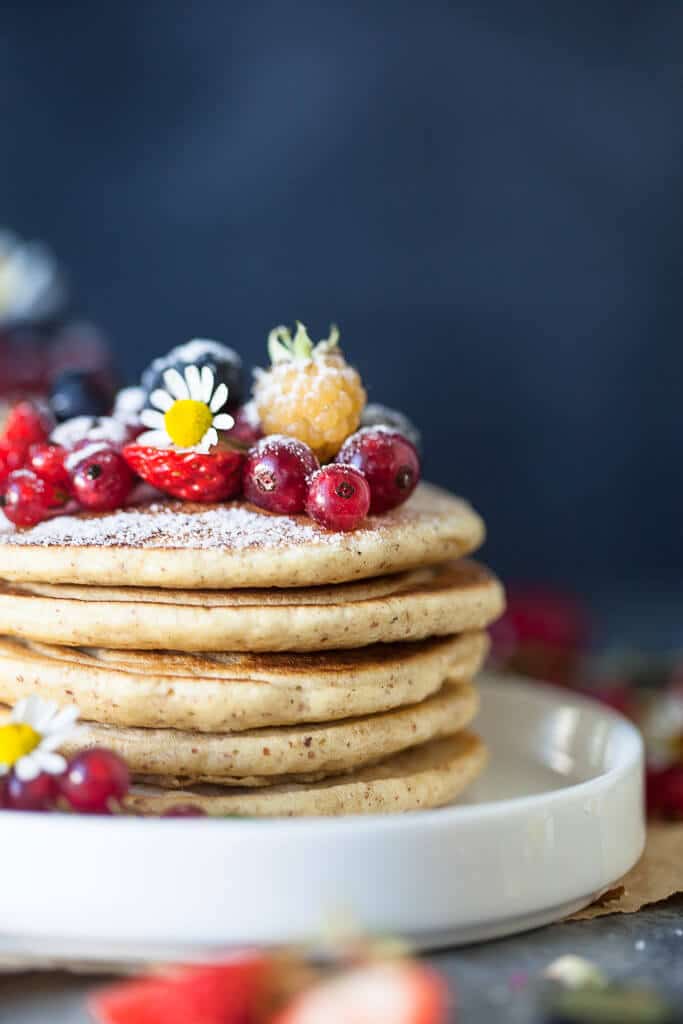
[0, 560, 504, 651]
[0, 484, 484, 589]
[0, 679, 476, 785]
[0, 632, 488, 731]
[126, 732, 487, 817]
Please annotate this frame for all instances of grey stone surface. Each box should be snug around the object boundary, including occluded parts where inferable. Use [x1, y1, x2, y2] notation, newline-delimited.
[1, 899, 682, 1022]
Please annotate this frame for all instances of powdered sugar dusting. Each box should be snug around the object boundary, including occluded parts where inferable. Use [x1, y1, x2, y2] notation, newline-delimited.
[0, 502, 339, 551]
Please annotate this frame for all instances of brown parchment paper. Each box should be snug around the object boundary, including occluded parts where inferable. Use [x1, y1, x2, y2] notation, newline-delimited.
[570, 822, 683, 921]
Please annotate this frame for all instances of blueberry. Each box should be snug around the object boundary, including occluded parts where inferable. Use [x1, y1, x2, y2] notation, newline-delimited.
[360, 403, 422, 453]
[141, 338, 243, 412]
[49, 370, 111, 422]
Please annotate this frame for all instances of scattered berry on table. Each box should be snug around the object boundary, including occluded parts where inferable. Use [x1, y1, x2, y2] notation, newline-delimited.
[5, 769, 59, 812]
[123, 443, 244, 502]
[68, 445, 135, 511]
[253, 322, 366, 462]
[141, 338, 244, 412]
[243, 435, 319, 514]
[49, 369, 112, 421]
[59, 748, 130, 814]
[360, 403, 422, 453]
[1, 469, 67, 526]
[305, 464, 370, 531]
[336, 427, 420, 513]
[161, 805, 208, 818]
[28, 443, 71, 489]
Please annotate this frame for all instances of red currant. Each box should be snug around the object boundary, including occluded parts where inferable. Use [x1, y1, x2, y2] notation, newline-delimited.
[68, 445, 134, 511]
[1, 469, 67, 527]
[161, 804, 208, 817]
[336, 428, 421, 513]
[5, 770, 59, 812]
[1, 401, 53, 453]
[59, 748, 130, 814]
[305, 465, 370, 531]
[243, 435, 319, 514]
[28, 443, 71, 489]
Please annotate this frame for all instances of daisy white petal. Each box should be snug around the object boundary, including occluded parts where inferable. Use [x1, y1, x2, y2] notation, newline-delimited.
[198, 427, 218, 451]
[11, 697, 28, 723]
[49, 705, 80, 732]
[137, 429, 170, 448]
[33, 750, 67, 776]
[150, 389, 174, 412]
[140, 409, 165, 429]
[200, 365, 215, 403]
[209, 382, 228, 413]
[213, 413, 234, 431]
[163, 367, 190, 400]
[15, 755, 40, 782]
[35, 699, 60, 733]
[184, 364, 203, 401]
[41, 725, 84, 752]
[20, 695, 47, 729]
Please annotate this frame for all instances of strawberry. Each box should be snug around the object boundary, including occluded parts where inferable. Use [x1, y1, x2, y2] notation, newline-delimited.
[1, 401, 53, 452]
[273, 963, 448, 1024]
[90, 955, 269, 1024]
[123, 443, 244, 502]
[0, 442, 27, 490]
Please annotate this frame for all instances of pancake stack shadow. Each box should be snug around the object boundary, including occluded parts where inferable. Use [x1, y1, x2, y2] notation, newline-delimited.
[0, 484, 504, 816]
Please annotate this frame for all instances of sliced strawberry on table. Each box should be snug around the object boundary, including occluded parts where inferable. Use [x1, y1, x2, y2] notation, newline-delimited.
[123, 443, 244, 502]
[90, 955, 270, 1024]
[273, 962, 448, 1024]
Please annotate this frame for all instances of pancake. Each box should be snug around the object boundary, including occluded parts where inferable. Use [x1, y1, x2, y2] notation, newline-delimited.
[126, 732, 487, 817]
[10, 678, 476, 785]
[0, 632, 487, 732]
[0, 560, 504, 651]
[0, 484, 484, 589]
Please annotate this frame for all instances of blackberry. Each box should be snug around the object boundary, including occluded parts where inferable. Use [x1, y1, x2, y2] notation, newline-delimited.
[141, 338, 243, 412]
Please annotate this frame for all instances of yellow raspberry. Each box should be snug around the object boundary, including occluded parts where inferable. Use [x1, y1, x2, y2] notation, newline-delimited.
[253, 322, 366, 461]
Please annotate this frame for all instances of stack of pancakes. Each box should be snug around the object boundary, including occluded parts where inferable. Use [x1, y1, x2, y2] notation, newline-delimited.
[0, 484, 504, 816]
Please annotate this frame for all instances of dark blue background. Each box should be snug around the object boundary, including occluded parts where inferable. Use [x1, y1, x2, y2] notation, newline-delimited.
[2, 2, 682, 588]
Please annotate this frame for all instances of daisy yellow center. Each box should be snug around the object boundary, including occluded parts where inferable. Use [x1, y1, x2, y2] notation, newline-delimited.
[0, 723, 41, 768]
[164, 399, 213, 448]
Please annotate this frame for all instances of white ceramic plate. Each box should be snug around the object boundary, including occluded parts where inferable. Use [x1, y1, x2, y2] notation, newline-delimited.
[0, 674, 644, 962]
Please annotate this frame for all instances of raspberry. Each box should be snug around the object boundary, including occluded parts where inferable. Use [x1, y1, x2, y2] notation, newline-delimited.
[305, 464, 370, 531]
[253, 323, 366, 462]
[0, 442, 27, 490]
[28, 443, 71, 489]
[59, 748, 130, 814]
[243, 436, 319, 514]
[123, 443, 244, 502]
[2, 469, 67, 527]
[336, 427, 421, 513]
[68, 445, 135, 511]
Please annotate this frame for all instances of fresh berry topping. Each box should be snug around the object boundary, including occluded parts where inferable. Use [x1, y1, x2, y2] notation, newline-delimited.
[5, 769, 59, 812]
[123, 443, 244, 502]
[1, 469, 67, 526]
[28, 443, 71, 488]
[360, 403, 422, 453]
[253, 322, 366, 461]
[68, 445, 135, 511]
[336, 428, 421, 513]
[1, 400, 53, 452]
[273, 962, 448, 1024]
[243, 436, 319, 514]
[50, 369, 111, 421]
[226, 402, 263, 446]
[161, 804, 208, 818]
[50, 415, 131, 451]
[141, 338, 244, 413]
[0, 442, 27, 489]
[59, 748, 130, 814]
[305, 464, 370, 531]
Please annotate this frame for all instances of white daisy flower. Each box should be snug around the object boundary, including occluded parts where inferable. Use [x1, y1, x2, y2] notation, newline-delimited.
[0, 695, 81, 782]
[138, 364, 234, 452]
